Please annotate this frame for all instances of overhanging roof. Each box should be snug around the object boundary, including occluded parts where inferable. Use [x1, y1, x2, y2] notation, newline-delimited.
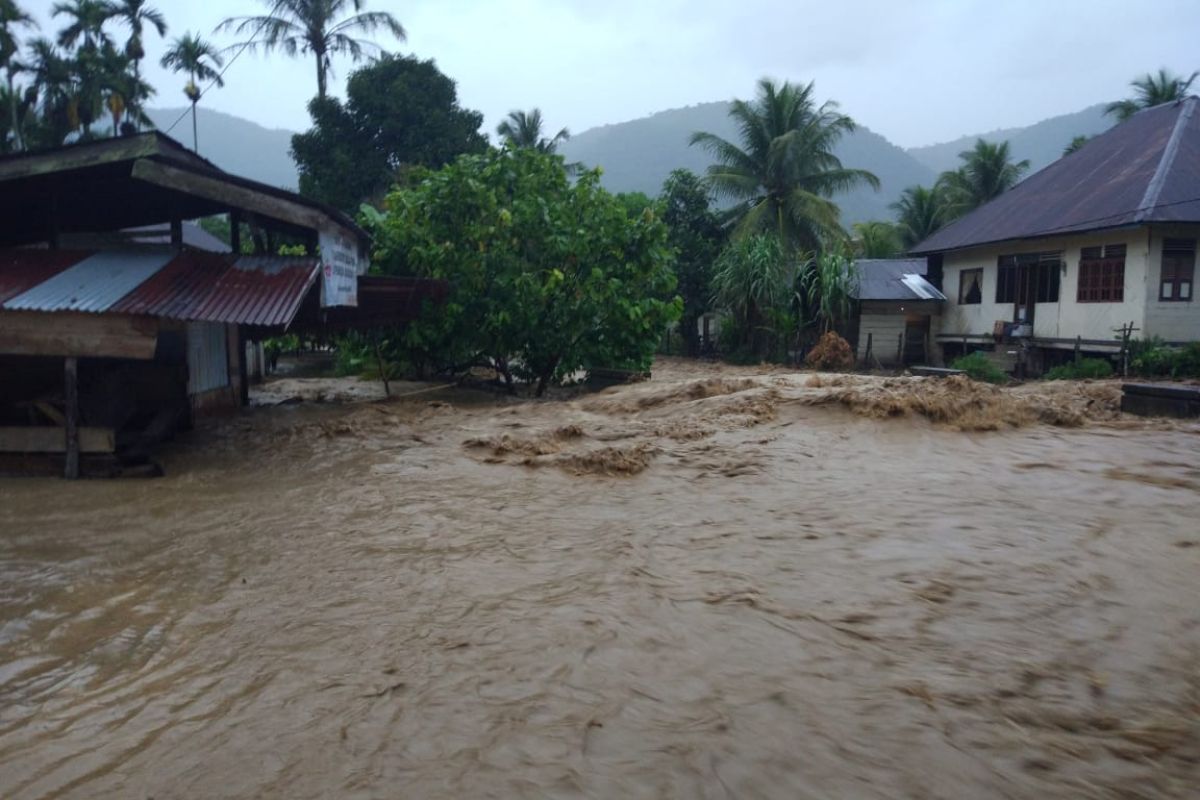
[0, 248, 320, 327]
[911, 96, 1200, 255]
[0, 132, 366, 250]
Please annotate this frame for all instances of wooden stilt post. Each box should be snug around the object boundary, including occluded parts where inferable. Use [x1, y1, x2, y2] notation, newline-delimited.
[864, 332, 873, 367]
[64, 357, 80, 480]
[230, 210, 242, 254]
[897, 332, 904, 366]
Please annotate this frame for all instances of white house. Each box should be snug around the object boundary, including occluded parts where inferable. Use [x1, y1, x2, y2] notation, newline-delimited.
[911, 96, 1200, 371]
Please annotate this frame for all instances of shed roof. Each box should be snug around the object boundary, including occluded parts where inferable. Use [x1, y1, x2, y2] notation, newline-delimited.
[0, 132, 365, 250]
[854, 258, 946, 302]
[911, 96, 1200, 254]
[0, 249, 319, 328]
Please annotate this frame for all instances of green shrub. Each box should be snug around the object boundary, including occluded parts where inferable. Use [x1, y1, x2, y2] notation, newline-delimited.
[950, 351, 1008, 384]
[1128, 338, 1200, 378]
[1043, 358, 1114, 381]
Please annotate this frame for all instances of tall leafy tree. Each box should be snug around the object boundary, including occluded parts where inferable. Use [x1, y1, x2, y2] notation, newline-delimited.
[937, 139, 1029, 217]
[218, 0, 405, 100]
[659, 168, 723, 356]
[109, 0, 166, 128]
[372, 148, 680, 394]
[496, 108, 569, 153]
[160, 32, 224, 150]
[689, 78, 879, 253]
[1, 0, 35, 150]
[51, 0, 115, 52]
[890, 185, 949, 250]
[1105, 69, 1198, 122]
[292, 54, 487, 211]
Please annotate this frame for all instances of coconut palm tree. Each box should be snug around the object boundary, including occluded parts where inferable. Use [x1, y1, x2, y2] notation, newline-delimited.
[689, 78, 879, 253]
[1063, 135, 1089, 157]
[109, 0, 165, 129]
[1, 0, 35, 150]
[1105, 69, 1198, 122]
[937, 139, 1029, 218]
[496, 108, 569, 153]
[160, 32, 223, 151]
[890, 185, 949, 250]
[218, 0, 405, 100]
[851, 220, 901, 258]
[51, 0, 115, 52]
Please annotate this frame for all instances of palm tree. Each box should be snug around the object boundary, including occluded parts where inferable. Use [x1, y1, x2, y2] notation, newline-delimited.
[1106, 69, 1198, 122]
[218, 0, 405, 100]
[690, 78, 879, 253]
[890, 185, 949, 250]
[851, 220, 901, 258]
[19, 37, 76, 145]
[1063, 135, 1089, 157]
[109, 0, 166, 129]
[496, 108, 570, 153]
[1, 0, 35, 150]
[937, 139, 1029, 218]
[51, 0, 115, 52]
[160, 32, 224, 151]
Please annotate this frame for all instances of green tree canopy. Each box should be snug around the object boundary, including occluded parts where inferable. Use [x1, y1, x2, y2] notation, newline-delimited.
[890, 184, 949, 250]
[1063, 135, 1090, 156]
[658, 168, 724, 356]
[292, 53, 487, 212]
[1106, 68, 1198, 122]
[218, 0, 405, 100]
[689, 78, 879, 253]
[369, 148, 680, 394]
[937, 139, 1029, 217]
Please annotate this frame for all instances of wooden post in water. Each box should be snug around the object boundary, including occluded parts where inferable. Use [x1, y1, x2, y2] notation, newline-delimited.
[863, 333, 873, 368]
[897, 333, 904, 366]
[64, 357, 79, 480]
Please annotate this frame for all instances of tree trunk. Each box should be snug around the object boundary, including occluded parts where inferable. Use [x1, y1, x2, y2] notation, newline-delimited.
[191, 99, 198, 151]
[7, 71, 21, 151]
[316, 52, 326, 99]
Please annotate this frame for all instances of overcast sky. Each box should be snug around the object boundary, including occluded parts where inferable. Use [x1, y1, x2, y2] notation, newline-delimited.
[22, 0, 1200, 147]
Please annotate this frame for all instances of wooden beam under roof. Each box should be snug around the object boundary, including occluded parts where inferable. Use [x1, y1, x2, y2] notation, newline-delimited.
[130, 158, 363, 247]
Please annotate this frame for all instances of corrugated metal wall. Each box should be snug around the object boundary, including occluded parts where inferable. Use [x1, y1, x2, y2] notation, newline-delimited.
[187, 321, 230, 395]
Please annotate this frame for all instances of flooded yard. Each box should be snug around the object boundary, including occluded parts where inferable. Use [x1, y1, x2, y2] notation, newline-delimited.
[1, 360, 1197, 798]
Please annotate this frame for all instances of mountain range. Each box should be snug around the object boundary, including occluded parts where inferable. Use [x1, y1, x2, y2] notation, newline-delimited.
[145, 102, 1116, 226]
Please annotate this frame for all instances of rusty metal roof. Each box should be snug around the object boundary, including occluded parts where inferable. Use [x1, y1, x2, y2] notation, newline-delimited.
[0, 248, 319, 328]
[112, 253, 319, 327]
[0, 249, 84, 304]
[911, 96, 1200, 254]
[5, 250, 175, 313]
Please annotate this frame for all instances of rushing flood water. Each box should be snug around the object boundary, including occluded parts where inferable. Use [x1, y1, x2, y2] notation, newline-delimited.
[1, 361, 1197, 799]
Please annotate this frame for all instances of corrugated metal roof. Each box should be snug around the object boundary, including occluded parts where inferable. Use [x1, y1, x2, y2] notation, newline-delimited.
[854, 258, 946, 302]
[912, 96, 1200, 254]
[4, 250, 174, 313]
[112, 253, 319, 327]
[0, 248, 319, 328]
[0, 249, 85, 304]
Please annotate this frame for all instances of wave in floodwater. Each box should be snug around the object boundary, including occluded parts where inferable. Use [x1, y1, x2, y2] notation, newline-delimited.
[1, 362, 1198, 799]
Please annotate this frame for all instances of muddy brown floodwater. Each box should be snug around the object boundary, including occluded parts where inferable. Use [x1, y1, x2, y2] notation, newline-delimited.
[1, 359, 1198, 799]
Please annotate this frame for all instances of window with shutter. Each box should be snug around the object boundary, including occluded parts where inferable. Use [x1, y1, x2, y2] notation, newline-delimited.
[1160, 238, 1195, 302]
[1077, 244, 1126, 302]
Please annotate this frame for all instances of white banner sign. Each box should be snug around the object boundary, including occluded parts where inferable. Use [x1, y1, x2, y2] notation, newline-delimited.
[319, 229, 361, 307]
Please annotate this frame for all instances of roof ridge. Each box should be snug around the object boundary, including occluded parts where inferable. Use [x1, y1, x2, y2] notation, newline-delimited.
[1136, 96, 1196, 221]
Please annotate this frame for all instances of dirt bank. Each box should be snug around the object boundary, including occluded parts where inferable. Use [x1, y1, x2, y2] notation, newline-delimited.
[0, 360, 1197, 799]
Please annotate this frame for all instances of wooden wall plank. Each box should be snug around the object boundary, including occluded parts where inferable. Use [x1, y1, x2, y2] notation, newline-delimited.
[0, 311, 158, 359]
[0, 427, 116, 453]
